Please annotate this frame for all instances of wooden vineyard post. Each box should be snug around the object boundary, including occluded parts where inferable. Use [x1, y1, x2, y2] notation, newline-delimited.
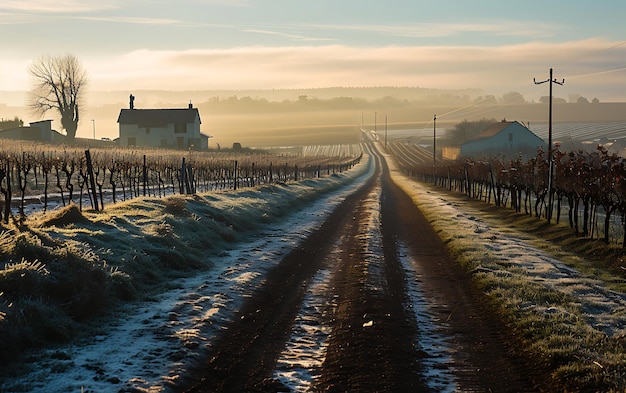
[233, 160, 238, 190]
[490, 165, 499, 206]
[251, 162, 255, 187]
[185, 164, 193, 194]
[180, 157, 186, 194]
[6, 162, 11, 222]
[269, 162, 273, 183]
[84, 149, 99, 211]
[143, 154, 147, 196]
[0, 163, 9, 224]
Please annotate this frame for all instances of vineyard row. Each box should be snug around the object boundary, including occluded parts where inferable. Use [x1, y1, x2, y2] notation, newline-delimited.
[388, 141, 626, 247]
[0, 143, 363, 223]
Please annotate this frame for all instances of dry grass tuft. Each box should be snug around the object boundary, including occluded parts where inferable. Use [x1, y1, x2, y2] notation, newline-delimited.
[39, 203, 90, 228]
[163, 196, 189, 216]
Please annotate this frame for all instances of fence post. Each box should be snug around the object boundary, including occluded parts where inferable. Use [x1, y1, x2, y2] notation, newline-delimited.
[185, 164, 193, 194]
[1, 162, 10, 224]
[269, 162, 273, 183]
[84, 149, 99, 211]
[180, 157, 186, 194]
[251, 162, 255, 187]
[143, 154, 147, 196]
[233, 160, 238, 190]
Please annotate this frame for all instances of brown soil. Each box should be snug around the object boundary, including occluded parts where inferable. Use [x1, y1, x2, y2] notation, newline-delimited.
[179, 141, 548, 392]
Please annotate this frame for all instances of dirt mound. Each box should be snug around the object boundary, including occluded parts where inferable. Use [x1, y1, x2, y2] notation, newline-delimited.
[40, 204, 90, 227]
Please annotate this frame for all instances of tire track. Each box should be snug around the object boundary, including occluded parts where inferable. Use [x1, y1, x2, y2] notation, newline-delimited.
[181, 139, 544, 392]
[378, 144, 542, 392]
[181, 143, 380, 393]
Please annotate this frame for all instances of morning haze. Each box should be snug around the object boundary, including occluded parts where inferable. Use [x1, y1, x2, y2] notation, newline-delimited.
[4, 3, 626, 392]
[2, 87, 626, 148]
[1, 2, 626, 147]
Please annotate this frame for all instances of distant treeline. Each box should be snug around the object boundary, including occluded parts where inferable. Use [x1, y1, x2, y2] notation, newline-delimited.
[83, 86, 485, 108]
[202, 94, 414, 113]
[197, 90, 603, 114]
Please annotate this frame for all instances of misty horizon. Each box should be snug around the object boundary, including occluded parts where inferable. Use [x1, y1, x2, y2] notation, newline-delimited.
[3, 86, 626, 149]
[2, 1, 626, 147]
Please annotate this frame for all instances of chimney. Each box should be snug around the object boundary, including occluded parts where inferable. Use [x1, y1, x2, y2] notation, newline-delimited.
[130, 94, 135, 110]
[188, 100, 193, 109]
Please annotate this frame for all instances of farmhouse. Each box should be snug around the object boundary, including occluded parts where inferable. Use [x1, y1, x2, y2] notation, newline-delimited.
[117, 97, 210, 150]
[443, 120, 545, 160]
[0, 120, 65, 143]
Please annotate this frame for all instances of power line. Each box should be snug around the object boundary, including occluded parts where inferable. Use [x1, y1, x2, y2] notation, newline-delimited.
[560, 40, 626, 80]
[566, 64, 626, 80]
[437, 95, 493, 118]
[412, 95, 499, 141]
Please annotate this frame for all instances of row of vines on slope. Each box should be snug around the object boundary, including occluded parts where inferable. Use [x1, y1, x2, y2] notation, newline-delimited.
[388, 141, 626, 247]
[0, 140, 362, 223]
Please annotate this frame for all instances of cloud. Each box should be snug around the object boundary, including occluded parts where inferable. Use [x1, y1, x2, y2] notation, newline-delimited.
[3, 38, 625, 102]
[78, 39, 624, 98]
[242, 28, 334, 43]
[301, 20, 558, 39]
[80, 16, 180, 25]
[0, 0, 117, 13]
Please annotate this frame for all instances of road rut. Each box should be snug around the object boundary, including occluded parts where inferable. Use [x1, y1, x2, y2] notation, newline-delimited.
[181, 140, 544, 392]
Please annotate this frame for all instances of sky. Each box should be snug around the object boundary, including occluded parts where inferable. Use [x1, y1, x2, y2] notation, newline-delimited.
[1, 0, 626, 102]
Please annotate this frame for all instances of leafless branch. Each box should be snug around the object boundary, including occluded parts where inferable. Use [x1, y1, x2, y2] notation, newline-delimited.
[28, 53, 88, 143]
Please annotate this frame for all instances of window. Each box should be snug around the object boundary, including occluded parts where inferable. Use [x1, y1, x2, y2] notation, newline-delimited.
[508, 133, 513, 142]
[175, 123, 187, 133]
[128, 137, 136, 146]
[145, 127, 151, 135]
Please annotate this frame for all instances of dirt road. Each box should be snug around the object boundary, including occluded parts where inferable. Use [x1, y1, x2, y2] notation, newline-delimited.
[180, 140, 545, 392]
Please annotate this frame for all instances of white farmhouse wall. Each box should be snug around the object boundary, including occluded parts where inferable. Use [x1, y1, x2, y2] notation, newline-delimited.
[118, 107, 205, 149]
[461, 122, 545, 159]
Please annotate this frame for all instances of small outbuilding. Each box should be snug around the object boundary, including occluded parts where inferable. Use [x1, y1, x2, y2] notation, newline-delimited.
[0, 120, 65, 143]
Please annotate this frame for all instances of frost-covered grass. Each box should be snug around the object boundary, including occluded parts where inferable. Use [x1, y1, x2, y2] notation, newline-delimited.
[0, 154, 371, 380]
[383, 146, 626, 392]
[5, 140, 626, 392]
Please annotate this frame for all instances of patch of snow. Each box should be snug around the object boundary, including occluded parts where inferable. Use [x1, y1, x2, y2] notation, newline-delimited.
[273, 267, 333, 392]
[391, 167, 626, 338]
[397, 242, 458, 392]
[1, 152, 375, 392]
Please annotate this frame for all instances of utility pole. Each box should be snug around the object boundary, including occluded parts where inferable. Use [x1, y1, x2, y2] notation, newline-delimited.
[384, 115, 388, 148]
[534, 68, 564, 223]
[433, 114, 437, 183]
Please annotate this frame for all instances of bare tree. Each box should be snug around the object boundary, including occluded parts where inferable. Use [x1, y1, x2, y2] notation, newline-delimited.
[28, 54, 87, 144]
